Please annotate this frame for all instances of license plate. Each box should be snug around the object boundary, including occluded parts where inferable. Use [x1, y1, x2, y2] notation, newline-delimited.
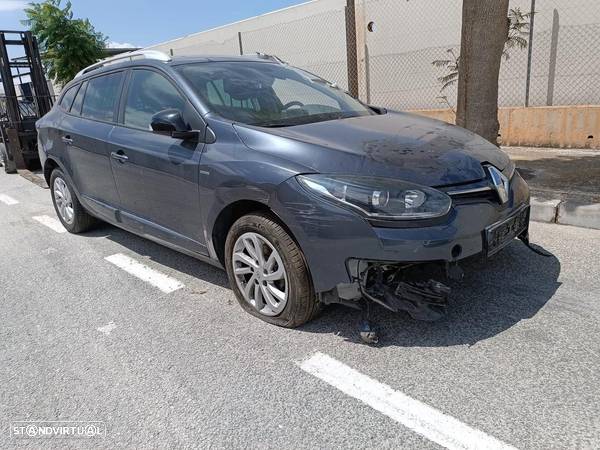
[485, 205, 530, 256]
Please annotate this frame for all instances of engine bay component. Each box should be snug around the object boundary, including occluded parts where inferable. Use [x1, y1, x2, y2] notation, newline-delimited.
[359, 262, 451, 321]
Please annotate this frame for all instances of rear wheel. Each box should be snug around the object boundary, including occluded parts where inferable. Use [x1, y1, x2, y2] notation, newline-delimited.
[0, 143, 17, 174]
[225, 212, 320, 328]
[50, 169, 96, 233]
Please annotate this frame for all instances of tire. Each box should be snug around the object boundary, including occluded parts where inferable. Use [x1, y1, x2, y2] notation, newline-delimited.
[0, 143, 17, 174]
[225, 212, 320, 328]
[49, 169, 96, 233]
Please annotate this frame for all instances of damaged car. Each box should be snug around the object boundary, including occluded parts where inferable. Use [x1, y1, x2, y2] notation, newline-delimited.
[36, 52, 530, 336]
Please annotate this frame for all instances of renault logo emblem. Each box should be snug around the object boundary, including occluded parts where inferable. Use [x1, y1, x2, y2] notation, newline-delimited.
[486, 165, 510, 204]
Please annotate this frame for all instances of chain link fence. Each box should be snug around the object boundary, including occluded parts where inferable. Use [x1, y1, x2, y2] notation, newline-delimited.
[148, 0, 600, 111]
[242, 9, 350, 91]
[526, 0, 600, 106]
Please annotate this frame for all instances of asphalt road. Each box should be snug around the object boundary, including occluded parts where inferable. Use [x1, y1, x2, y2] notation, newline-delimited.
[1, 170, 599, 449]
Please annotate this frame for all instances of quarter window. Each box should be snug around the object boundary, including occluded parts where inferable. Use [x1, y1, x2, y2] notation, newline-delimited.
[81, 72, 123, 122]
[70, 80, 87, 115]
[59, 84, 79, 111]
[123, 70, 187, 130]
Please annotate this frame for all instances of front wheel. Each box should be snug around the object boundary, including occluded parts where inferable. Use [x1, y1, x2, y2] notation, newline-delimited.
[225, 212, 320, 328]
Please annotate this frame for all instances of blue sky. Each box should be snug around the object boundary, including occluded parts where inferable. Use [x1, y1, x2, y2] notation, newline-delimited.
[1, 0, 307, 47]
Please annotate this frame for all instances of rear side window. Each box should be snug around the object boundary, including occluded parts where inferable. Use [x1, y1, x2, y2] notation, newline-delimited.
[81, 72, 123, 122]
[70, 80, 87, 115]
[59, 84, 79, 111]
[123, 70, 187, 130]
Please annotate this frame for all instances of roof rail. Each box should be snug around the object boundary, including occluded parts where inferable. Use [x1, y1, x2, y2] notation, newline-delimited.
[255, 52, 287, 65]
[74, 50, 171, 78]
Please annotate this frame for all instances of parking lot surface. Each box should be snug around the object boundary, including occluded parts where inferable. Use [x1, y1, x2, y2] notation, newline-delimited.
[1, 171, 599, 449]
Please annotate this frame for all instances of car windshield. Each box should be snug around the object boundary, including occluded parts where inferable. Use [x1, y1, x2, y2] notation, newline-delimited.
[175, 61, 374, 127]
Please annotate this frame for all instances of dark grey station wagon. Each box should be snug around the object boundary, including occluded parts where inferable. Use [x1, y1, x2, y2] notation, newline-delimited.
[36, 51, 530, 331]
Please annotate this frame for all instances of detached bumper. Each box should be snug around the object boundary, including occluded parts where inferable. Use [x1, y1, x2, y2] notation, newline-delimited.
[273, 172, 530, 293]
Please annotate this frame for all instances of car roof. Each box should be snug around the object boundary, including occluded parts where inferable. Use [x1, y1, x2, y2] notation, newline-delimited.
[73, 54, 278, 81]
[59, 53, 284, 96]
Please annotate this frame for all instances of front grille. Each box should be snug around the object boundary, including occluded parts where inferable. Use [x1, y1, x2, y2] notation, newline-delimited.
[439, 181, 498, 204]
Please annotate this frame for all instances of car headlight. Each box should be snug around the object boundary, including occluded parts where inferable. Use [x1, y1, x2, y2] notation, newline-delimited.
[296, 175, 452, 220]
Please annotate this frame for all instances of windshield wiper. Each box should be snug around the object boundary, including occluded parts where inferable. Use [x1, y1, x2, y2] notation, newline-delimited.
[251, 112, 357, 128]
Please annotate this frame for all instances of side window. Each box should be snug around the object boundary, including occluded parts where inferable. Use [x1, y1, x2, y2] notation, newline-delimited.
[59, 84, 79, 111]
[70, 80, 87, 115]
[81, 72, 123, 122]
[123, 70, 187, 130]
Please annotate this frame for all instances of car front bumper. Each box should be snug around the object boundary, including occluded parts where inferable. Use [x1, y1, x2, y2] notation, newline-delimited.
[272, 171, 530, 294]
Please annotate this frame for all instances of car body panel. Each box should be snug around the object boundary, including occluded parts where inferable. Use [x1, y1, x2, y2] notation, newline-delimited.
[234, 111, 510, 187]
[107, 125, 207, 253]
[58, 114, 121, 220]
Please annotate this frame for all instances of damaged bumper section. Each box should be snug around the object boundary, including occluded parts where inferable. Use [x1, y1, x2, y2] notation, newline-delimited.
[359, 263, 451, 321]
[324, 260, 453, 322]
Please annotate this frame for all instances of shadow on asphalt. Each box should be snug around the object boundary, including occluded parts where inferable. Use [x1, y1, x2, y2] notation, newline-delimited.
[86, 223, 561, 348]
[85, 224, 230, 289]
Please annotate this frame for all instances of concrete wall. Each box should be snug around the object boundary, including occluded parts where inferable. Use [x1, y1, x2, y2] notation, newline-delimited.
[412, 106, 600, 149]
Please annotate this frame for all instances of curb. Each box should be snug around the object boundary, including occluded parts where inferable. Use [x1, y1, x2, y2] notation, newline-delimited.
[531, 196, 600, 230]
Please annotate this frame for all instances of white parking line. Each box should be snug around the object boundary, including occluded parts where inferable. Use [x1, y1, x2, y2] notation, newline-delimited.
[32, 215, 66, 233]
[0, 194, 19, 205]
[105, 253, 184, 294]
[300, 352, 517, 450]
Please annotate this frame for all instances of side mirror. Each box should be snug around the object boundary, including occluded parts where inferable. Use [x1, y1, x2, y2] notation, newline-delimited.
[151, 109, 199, 141]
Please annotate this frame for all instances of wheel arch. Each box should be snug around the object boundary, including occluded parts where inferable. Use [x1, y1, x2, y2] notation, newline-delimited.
[43, 157, 60, 185]
[211, 199, 303, 269]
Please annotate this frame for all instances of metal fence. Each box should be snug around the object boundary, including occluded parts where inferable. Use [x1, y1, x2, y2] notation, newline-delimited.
[148, 0, 600, 111]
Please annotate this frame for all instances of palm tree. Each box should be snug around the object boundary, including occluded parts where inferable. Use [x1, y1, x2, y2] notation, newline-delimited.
[432, 48, 460, 92]
[504, 7, 532, 59]
[432, 7, 532, 96]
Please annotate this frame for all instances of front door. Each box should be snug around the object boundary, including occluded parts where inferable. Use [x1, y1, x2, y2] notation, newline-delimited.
[108, 68, 207, 254]
[61, 72, 124, 220]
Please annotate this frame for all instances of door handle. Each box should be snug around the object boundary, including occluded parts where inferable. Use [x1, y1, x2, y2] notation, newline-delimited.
[61, 135, 73, 145]
[110, 151, 129, 163]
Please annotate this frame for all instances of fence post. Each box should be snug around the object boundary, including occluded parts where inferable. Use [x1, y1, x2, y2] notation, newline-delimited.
[345, 0, 359, 98]
[524, 0, 536, 107]
[238, 32, 244, 56]
[546, 9, 560, 106]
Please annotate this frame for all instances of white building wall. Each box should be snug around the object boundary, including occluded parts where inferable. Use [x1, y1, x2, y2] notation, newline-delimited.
[145, 0, 600, 110]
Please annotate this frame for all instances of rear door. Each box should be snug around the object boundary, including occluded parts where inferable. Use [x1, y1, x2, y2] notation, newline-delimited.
[108, 68, 207, 253]
[60, 71, 124, 219]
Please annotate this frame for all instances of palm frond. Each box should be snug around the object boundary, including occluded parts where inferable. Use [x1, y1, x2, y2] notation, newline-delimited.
[432, 59, 452, 68]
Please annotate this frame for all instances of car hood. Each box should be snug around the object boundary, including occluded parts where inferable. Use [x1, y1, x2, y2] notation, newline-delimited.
[233, 111, 510, 187]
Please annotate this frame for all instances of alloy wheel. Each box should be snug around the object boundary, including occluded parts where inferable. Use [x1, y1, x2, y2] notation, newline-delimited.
[232, 232, 289, 316]
[53, 177, 74, 224]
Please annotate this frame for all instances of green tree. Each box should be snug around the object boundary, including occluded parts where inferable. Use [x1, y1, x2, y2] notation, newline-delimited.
[21, 0, 106, 86]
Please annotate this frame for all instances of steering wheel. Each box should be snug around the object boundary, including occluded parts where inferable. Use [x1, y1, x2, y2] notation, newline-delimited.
[281, 101, 305, 110]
